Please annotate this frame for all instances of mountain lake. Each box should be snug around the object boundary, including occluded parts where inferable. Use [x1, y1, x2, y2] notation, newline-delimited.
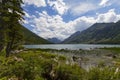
[24, 44, 120, 50]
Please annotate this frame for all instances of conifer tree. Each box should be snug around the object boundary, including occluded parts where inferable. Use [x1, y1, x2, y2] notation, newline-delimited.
[5, 0, 24, 57]
[0, 0, 24, 56]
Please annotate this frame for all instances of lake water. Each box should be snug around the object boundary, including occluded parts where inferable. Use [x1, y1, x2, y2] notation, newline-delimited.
[24, 44, 120, 50]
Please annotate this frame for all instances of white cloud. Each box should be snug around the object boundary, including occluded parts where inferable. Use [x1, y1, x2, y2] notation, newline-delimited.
[32, 11, 74, 39]
[97, 9, 120, 23]
[99, 0, 109, 6]
[24, 9, 120, 40]
[47, 0, 68, 15]
[67, 0, 118, 16]
[73, 16, 96, 31]
[24, 11, 30, 18]
[23, 0, 46, 7]
[98, 0, 120, 7]
[23, 19, 29, 24]
[23, 0, 67, 15]
[69, 2, 98, 16]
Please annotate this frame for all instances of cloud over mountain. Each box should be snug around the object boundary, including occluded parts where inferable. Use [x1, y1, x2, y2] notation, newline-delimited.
[23, 0, 120, 40]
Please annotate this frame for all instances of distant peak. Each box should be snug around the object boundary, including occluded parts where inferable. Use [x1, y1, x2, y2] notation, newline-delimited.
[47, 37, 61, 44]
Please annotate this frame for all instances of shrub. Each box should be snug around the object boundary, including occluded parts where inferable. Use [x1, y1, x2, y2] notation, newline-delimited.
[55, 64, 86, 80]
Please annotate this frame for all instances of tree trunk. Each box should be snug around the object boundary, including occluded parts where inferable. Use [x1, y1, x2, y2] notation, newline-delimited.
[0, 29, 5, 52]
[6, 31, 15, 57]
[0, 44, 4, 52]
[5, 42, 10, 57]
[6, 38, 14, 57]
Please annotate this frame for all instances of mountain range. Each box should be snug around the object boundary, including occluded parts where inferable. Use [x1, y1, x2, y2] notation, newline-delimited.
[62, 21, 120, 44]
[21, 20, 120, 44]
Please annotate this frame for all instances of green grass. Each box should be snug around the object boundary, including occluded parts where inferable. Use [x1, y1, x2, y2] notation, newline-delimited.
[0, 49, 120, 80]
[100, 47, 120, 53]
[100, 47, 120, 65]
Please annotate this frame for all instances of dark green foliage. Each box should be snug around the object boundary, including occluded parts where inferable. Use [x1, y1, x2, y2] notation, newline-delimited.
[63, 21, 120, 44]
[0, 0, 9, 52]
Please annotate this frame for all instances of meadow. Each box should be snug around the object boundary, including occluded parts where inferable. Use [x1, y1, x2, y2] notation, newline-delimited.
[0, 48, 120, 80]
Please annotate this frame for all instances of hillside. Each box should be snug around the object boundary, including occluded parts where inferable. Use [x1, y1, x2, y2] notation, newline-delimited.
[21, 26, 52, 44]
[62, 21, 120, 44]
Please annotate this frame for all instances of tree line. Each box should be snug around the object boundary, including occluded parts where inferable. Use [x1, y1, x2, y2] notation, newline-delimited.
[0, 0, 24, 57]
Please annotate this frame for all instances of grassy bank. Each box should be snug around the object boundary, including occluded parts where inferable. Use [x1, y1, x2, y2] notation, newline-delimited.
[0, 48, 120, 80]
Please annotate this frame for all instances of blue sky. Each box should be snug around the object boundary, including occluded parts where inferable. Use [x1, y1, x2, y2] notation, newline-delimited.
[22, 0, 120, 40]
